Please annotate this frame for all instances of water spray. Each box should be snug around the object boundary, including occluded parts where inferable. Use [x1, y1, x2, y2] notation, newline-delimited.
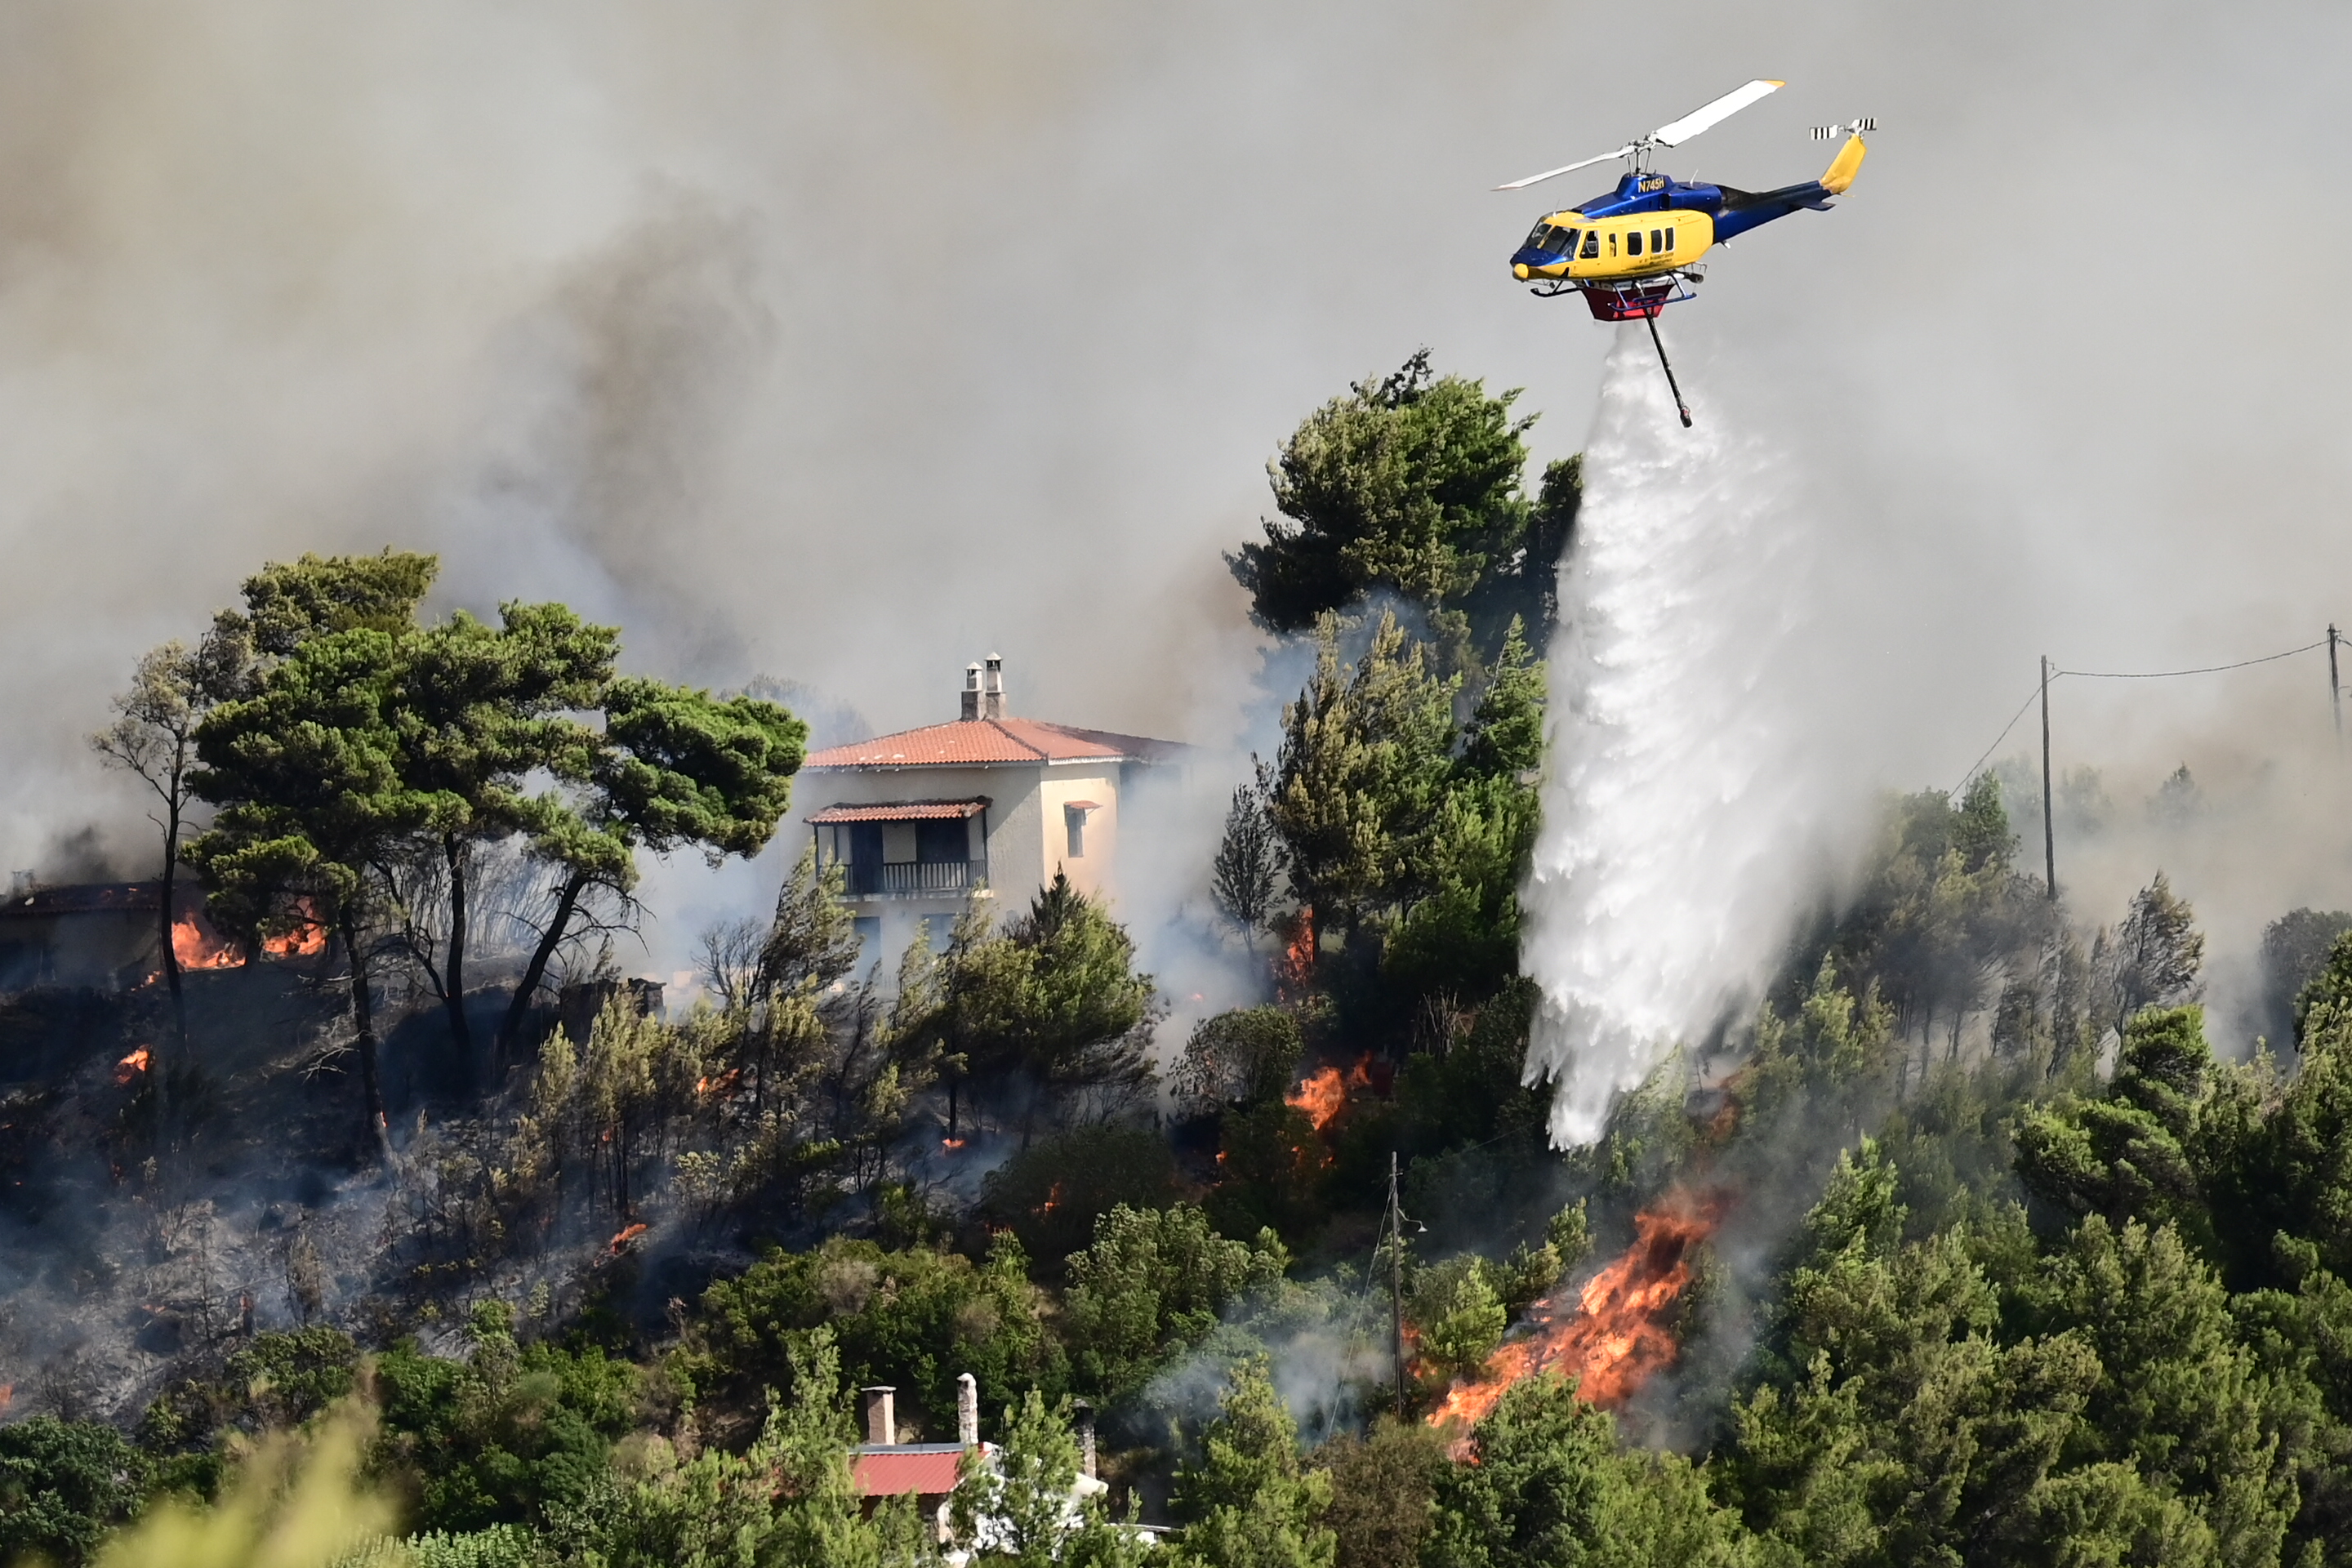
[1524, 331, 1815, 1144]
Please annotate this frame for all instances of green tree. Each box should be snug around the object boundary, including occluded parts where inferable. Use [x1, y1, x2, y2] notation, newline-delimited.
[370, 1300, 641, 1535]
[1171, 1009, 1305, 1114]
[1270, 610, 1457, 941]
[0, 1417, 151, 1568]
[1427, 1374, 1750, 1568]
[392, 601, 618, 1079]
[492, 675, 805, 1067]
[185, 621, 455, 1152]
[676, 1233, 1062, 1443]
[1312, 1417, 1446, 1568]
[1408, 1257, 1507, 1385]
[2015, 1005, 2214, 1244]
[89, 631, 243, 1078]
[1211, 760, 1287, 951]
[945, 873, 1158, 1134]
[2096, 872, 2205, 1038]
[590, 1327, 938, 1568]
[1062, 1205, 1290, 1404]
[1169, 1359, 1333, 1568]
[1228, 350, 1549, 655]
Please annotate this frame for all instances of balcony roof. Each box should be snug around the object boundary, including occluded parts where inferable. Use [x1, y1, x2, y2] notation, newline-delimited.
[807, 798, 990, 825]
[804, 717, 1184, 770]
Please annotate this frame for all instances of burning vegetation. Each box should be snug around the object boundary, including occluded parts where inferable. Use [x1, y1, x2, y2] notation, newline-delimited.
[2, 363, 2344, 1568]
[1427, 1190, 1724, 1440]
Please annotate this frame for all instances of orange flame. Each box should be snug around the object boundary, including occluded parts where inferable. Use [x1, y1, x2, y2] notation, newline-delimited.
[115, 1047, 152, 1086]
[1037, 1182, 1063, 1215]
[696, 1068, 742, 1098]
[942, 1138, 967, 1152]
[1275, 905, 1316, 998]
[1285, 1056, 1375, 1134]
[1428, 1191, 1725, 1446]
[172, 915, 243, 970]
[1287, 1066, 1347, 1130]
[264, 898, 328, 957]
[609, 1223, 649, 1254]
[0, 1384, 11, 1413]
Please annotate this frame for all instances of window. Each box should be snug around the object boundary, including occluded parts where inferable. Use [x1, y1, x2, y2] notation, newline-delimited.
[1561, 227, 1579, 256]
[1580, 231, 1600, 259]
[1064, 804, 1091, 858]
[915, 818, 968, 865]
[1626, 229, 1642, 256]
[853, 915, 880, 953]
[1650, 229, 1663, 252]
[1665, 226, 1676, 252]
[1607, 231, 1617, 256]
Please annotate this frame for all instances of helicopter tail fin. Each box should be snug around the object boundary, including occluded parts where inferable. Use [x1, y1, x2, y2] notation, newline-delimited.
[1820, 135, 1867, 195]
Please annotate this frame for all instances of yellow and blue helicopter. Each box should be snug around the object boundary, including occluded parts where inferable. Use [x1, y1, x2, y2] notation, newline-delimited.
[1498, 80, 1870, 425]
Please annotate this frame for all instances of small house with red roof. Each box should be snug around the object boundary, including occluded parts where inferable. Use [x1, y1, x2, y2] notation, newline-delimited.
[800, 656, 1184, 959]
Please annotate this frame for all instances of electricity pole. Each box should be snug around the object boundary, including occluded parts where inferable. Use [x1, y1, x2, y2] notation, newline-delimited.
[2040, 655, 2057, 903]
[2330, 624, 2342, 748]
[1388, 1152, 1406, 1415]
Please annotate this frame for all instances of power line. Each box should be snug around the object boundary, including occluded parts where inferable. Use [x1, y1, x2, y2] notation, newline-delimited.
[2056, 639, 2328, 680]
[1953, 634, 2334, 796]
[1951, 683, 2045, 797]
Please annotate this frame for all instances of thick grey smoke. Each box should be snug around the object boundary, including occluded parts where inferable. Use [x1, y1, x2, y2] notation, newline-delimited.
[2, 1, 2350, 1009]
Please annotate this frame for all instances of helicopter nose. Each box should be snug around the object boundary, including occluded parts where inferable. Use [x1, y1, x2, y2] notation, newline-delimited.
[1512, 262, 1530, 281]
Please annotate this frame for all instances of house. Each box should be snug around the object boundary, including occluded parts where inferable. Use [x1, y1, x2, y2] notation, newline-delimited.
[853, 1374, 1135, 1555]
[0, 880, 207, 992]
[799, 656, 1186, 958]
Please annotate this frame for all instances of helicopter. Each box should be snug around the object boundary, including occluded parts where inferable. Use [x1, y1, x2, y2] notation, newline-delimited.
[1497, 80, 1871, 426]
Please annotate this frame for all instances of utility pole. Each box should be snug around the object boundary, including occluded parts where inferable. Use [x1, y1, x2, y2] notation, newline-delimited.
[2330, 624, 2342, 748]
[1388, 1151, 1406, 1415]
[2040, 655, 2057, 903]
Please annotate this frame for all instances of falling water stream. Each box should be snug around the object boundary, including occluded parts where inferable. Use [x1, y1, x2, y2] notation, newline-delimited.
[1524, 328, 1819, 1144]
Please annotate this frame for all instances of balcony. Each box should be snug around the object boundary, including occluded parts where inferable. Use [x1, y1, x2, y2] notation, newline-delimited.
[844, 859, 987, 899]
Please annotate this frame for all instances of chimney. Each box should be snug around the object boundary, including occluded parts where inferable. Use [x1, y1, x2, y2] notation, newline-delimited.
[982, 653, 1006, 719]
[861, 1386, 897, 1446]
[956, 1372, 979, 1447]
[1072, 1399, 1096, 1480]
[960, 662, 982, 721]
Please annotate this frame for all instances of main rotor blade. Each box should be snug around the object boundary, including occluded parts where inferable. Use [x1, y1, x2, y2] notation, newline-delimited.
[1652, 78, 1784, 146]
[1492, 146, 1634, 191]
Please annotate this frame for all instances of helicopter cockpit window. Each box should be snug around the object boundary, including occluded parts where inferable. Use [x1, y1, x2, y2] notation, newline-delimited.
[1523, 222, 1552, 251]
[1557, 227, 1579, 256]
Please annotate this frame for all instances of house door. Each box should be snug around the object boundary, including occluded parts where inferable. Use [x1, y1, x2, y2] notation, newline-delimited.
[848, 823, 884, 895]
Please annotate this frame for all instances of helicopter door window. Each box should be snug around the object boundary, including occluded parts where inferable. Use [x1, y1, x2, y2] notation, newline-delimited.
[1580, 232, 1600, 259]
[1650, 229, 1663, 252]
[1626, 230, 1642, 256]
[1664, 227, 1676, 252]
[1607, 232, 1618, 257]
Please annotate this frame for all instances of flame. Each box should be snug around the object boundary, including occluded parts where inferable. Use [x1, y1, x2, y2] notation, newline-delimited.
[172, 915, 243, 970]
[1428, 1191, 1725, 1446]
[1037, 1182, 1064, 1215]
[1285, 1056, 1375, 1133]
[1275, 905, 1316, 997]
[942, 1137, 967, 1151]
[696, 1068, 742, 1098]
[115, 1047, 152, 1086]
[1287, 1066, 1347, 1130]
[609, 1223, 649, 1254]
[0, 1384, 11, 1413]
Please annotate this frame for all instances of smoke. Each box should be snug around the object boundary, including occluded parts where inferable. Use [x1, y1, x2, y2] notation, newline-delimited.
[1523, 334, 1831, 1144]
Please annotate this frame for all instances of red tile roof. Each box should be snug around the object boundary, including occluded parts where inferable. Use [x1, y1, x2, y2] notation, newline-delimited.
[805, 718, 1184, 770]
[807, 799, 991, 825]
[852, 1445, 970, 1497]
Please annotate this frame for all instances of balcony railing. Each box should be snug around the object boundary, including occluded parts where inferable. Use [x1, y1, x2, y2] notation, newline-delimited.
[844, 859, 987, 898]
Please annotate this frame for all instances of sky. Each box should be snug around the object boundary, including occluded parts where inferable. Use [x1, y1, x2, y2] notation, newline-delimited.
[3, 0, 2350, 1015]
